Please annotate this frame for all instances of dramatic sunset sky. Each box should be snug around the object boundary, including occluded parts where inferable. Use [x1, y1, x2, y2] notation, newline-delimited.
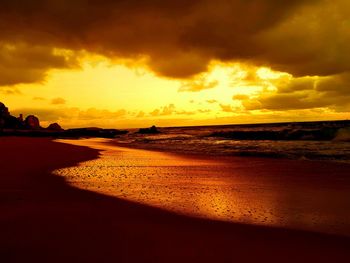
[0, 0, 349, 128]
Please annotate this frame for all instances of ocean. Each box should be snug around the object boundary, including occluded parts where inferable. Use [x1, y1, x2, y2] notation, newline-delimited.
[115, 121, 350, 163]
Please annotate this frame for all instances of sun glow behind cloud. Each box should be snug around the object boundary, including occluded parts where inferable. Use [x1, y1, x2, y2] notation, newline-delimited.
[2, 52, 349, 128]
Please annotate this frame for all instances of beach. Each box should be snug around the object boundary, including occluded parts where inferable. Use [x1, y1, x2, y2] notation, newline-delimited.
[1, 137, 350, 262]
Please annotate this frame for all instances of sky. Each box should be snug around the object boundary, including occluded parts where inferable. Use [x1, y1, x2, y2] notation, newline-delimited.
[0, 0, 349, 128]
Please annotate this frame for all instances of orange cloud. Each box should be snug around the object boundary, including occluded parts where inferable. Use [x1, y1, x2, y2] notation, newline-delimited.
[220, 104, 235, 113]
[33, 97, 46, 101]
[136, 111, 145, 118]
[232, 94, 249, 101]
[150, 104, 176, 116]
[179, 79, 218, 92]
[241, 73, 350, 111]
[51, 97, 66, 105]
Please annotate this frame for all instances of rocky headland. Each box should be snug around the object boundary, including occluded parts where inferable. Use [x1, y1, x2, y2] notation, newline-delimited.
[0, 102, 128, 138]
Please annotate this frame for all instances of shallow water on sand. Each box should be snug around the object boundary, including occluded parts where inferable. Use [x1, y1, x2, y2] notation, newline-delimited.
[117, 124, 350, 163]
[54, 139, 350, 237]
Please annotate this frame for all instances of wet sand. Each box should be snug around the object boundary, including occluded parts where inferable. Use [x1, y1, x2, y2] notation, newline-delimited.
[56, 139, 350, 237]
[1, 137, 350, 262]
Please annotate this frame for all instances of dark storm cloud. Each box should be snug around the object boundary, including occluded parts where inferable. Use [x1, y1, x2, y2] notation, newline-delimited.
[0, 0, 328, 82]
[0, 43, 76, 86]
[256, 0, 350, 77]
[316, 73, 350, 96]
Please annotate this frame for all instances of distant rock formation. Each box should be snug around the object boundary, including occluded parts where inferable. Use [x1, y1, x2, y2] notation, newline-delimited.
[0, 102, 23, 129]
[1, 102, 43, 130]
[18, 114, 24, 123]
[0, 102, 9, 116]
[25, 115, 41, 130]
[138, 125, 159, 134]
[47, 123, 63, 131]
[1, 101, 130, 138]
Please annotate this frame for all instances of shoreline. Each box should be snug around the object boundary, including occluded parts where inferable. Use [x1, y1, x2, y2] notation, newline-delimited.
[108, 138, 350, 165]
[57, 138, 350, 237]
[1, 137, 350, 262]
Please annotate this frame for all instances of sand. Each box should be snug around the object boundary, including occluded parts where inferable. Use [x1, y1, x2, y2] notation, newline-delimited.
[56, 138, 350, 237]
[1, 137, 350, 262]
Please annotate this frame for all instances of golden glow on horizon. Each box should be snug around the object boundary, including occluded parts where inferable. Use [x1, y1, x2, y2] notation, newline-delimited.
[1, 54, 349, 128]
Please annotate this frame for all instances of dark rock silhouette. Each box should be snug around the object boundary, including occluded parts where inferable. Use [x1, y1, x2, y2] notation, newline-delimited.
[0, 102, 8, 129]
[18, 114, 23, 122]
[0, 101, 130, 138]
[1, 102, 43, 130]
[138, 125, 160, 134]
[0, 102, 23, 129]
[25, 115, 41, 130]
[0, 102, 9, 116]
[47, 123, 63, 131]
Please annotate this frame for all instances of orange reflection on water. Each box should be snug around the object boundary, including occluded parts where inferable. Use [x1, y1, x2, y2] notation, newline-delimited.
[54, 139, 350, 236]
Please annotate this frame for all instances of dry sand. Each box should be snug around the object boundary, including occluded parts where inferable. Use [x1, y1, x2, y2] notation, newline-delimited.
[1, 137, 350, 262]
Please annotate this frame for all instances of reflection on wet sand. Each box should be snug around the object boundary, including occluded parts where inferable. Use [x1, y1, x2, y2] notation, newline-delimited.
[55, 138, 350, 236]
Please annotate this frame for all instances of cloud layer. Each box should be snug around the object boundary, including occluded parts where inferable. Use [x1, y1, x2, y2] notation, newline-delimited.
[1, 0, 349, 124]
[240, 72, 350, 112]
[0, 43, 76, 85]
[2, 0, 347, 82]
